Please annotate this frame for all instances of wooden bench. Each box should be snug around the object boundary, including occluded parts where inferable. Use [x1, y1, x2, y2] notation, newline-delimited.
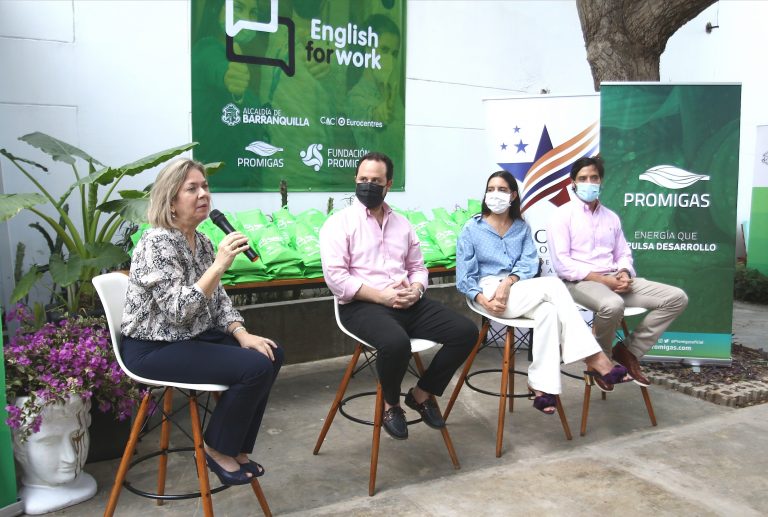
[222, 266, 456, 296]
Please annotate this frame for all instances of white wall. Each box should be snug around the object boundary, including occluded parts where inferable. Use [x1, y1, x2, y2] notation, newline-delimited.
[661, 0, 768, 225]
[1, 0, 765, 306]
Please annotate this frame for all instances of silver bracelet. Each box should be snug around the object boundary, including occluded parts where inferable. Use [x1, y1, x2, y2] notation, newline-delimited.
[231, 326, 247, 336]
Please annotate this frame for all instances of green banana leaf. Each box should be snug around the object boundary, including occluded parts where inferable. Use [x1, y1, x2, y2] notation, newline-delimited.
[97, 197, 150, 224]
[87, 142, 198, 186]
[49, 254, 83, 287]
[0, 193, 47, 221]
[10, 266, 42, 304]
[19, 132, 102, 166]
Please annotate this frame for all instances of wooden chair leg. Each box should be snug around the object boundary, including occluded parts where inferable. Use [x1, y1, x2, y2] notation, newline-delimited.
[189, 393, 214, 517]
[313, 345, 363, 455]
[156, 388, 173, 505]
[621, 317, 658, 427]
[104, 393, 152, 517]
[580, 378, 592, 437]
[250, 479, 272, 517]
[554, 395, 573, 440]
[444, 320, 488, 420]
[496, 329, 513, 457]
[413, 353, 460, 469]
[369, 383, 384, 496]
[641, 386, 658, 426]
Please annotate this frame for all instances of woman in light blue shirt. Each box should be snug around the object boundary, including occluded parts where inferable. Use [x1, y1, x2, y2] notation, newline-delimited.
[456, 171, 633, 413]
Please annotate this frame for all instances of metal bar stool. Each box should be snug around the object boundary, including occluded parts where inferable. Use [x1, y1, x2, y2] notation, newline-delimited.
[93, 273, 272, 517]
[575, 304, 658, 436]
[444, 298, 573, 458]
[313, 298, 460, 496]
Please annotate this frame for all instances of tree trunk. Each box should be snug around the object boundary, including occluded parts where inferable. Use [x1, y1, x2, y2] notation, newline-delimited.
[576, 0, 716, 91]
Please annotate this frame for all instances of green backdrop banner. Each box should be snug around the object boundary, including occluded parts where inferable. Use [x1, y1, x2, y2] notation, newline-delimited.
[747, 126, 768, 274]
[1, 315, 19, 508]
[600, 83, 741, 362]
[191, 0, 406, 192]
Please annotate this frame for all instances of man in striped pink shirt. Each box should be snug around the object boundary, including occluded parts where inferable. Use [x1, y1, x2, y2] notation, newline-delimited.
[319, 152, 477, 440]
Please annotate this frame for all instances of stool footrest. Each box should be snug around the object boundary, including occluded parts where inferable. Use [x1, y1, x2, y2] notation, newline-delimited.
[339, 391, 424, 426]
[123, 446, 230, 501]
[465, 369, 531, 399]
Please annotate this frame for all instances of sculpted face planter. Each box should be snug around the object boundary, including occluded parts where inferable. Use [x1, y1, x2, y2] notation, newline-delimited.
[12, 396, 97, 515]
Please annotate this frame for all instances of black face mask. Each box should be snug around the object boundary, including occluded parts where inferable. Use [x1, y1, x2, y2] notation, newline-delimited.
[355, 182, 385, 209]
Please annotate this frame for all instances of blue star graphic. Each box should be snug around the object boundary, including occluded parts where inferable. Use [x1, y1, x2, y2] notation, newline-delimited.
[500, 142, 508, 150]
[515, 139, 528, 153]
[513, 126, 521, 133]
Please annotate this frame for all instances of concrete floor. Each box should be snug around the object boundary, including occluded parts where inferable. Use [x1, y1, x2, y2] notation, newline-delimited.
[32, 301, 768, 516]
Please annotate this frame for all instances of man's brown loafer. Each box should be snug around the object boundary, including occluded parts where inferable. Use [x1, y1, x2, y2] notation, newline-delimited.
[613, 341, 651, 387]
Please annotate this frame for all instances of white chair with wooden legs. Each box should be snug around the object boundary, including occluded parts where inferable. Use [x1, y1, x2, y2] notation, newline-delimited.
[93, 272, 271, 517]
[312, 298, 460, 496]
[577, 305, 658, 436]
[444, 299, 573, 458]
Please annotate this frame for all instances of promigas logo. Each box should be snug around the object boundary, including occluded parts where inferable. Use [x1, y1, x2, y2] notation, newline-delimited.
[239, 141, 284, 168]
[624, 165, 710, 208]
[221, 103, 241, 126]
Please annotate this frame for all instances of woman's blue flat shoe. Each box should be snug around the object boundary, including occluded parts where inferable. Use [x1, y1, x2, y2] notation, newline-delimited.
[205, 453, 253, 486]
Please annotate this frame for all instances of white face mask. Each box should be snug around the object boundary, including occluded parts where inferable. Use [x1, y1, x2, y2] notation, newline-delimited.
[485, 191, 511, 214]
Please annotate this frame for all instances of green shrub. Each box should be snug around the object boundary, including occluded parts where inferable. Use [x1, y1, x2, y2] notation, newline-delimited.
[734, 264, 768, 304]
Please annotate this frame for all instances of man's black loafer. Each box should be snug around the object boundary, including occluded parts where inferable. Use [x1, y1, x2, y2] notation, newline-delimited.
[404, 388, 445, 429]
[382, 406, 408, 440]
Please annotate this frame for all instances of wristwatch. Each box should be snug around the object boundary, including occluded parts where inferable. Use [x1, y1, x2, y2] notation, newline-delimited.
[416, 286, 425, 299]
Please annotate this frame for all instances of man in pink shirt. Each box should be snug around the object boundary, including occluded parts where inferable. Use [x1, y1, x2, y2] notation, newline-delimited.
[319, 152, 477, 440]
[548, 157, 688, 386]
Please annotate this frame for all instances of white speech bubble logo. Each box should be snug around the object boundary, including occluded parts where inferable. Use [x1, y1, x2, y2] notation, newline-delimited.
[226, 0, 279, 37]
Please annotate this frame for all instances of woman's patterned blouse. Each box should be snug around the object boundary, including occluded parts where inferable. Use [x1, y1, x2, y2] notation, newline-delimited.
[121, 227, 243, 341]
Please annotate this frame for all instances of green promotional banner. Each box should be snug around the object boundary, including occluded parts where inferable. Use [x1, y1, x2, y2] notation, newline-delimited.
[600, 83, 741, 362]
[191, 0, 406, 192]
[1, 316, 19, 508]
[747, 126, 768, 274]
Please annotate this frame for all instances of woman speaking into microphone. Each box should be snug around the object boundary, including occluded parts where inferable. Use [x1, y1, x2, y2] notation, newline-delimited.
[121, 158, 283, 485]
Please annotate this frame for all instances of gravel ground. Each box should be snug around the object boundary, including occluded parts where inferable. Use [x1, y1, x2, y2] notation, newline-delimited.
[644, 344, 768, 407]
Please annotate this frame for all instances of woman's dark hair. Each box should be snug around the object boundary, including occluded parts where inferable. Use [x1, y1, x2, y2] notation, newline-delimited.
[480, 170, 522, 221]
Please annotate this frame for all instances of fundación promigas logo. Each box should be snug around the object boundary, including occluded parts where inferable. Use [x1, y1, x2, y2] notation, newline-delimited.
[299, 144, 371, 173]
[300, 143, 324, 172]
[625, 165, 711, 208]
[239, 141, 284, 169]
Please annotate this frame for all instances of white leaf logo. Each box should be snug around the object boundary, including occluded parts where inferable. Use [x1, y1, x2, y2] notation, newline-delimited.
[245, 141, 283, 157]
[639, 165, 710, 189]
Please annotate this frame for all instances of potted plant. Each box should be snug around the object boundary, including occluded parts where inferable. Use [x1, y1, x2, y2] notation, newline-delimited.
[0, 132, 197, 315]
[3, 305, 143, 512]
[3, 304, 142, 443]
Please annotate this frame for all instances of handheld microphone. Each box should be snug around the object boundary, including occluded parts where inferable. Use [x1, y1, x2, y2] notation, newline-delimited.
[209, 209, 259, 262]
